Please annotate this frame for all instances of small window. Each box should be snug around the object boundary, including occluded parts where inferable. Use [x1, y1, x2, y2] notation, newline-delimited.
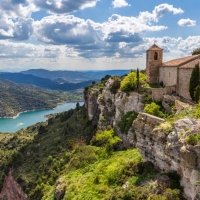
[154, 52, 158, 60]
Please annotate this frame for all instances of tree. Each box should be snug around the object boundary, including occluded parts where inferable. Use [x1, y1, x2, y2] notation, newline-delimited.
[189, 63, 200, 101]
[136, 68, 139, 88]
[192, 48, 200, 55]
[120, 72, 137, 91]
[195, 85, 200, 103]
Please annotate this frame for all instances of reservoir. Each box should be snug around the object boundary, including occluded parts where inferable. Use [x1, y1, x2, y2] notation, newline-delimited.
[0, 102, 84, 133]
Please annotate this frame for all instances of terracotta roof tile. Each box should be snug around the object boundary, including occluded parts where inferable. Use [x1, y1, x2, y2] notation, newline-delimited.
[160, 55, 200, 67]
[147, 44, 163, 51]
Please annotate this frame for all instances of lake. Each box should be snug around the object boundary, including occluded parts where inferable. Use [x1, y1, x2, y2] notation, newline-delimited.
[0, 102, 84, 133]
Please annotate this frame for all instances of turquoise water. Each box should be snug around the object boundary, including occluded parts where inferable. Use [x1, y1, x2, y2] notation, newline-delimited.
[0, 102, 84, 133]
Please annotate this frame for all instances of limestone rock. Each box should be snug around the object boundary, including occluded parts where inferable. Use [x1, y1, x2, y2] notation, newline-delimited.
[0, 170, 28, 200]
[133, 112, 200, 200]
[54, 178, 66, 200]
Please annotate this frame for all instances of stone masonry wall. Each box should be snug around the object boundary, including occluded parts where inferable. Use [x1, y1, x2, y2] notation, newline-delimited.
[146, 49, 163, 84]
[178, 68, 193, 100]
[159, 66, 177, 86]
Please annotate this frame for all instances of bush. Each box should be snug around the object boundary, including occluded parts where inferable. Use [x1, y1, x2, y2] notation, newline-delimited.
[184, 134, 198, 145]
[144, 102, 165, 118]
[120, 72, 147, 92]
[118, 111, 138, 134]
[91, 129, 122, 153]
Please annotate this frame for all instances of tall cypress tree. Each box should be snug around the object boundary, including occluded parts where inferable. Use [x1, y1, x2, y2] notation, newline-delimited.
[189, 63, 200, 101]
[136, 68, 139, 88]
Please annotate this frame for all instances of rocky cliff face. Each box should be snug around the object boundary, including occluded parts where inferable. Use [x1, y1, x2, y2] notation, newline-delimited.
[84, 78, 200, 200]
[134, 113, 200, 200]
[0, 170, 28, 200]
[84, 78, 145, 148]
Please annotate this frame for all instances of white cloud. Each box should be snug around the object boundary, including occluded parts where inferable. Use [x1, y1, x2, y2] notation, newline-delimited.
[153, 4, 184, 19]
[0, 0, 38, 18]
[112, 0, 130, 8]
[178, 18, 196, 27]
[0, 40, 75, 59]
[33, 0, 99, 14]
[0, 16, 34, 40]
[178, 36, 200, 53]
[138, 4, 184, 23]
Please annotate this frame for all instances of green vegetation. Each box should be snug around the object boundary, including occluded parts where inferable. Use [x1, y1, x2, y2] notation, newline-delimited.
[192, 48, 200, 55]
[0, 79, 83, 118]
[144, 102, 165, 118]
[189, 63, 200, 101]
[184, 134, 200, 145]
[118, 111, 138, 134]
[91, 128, 122, 153]
[154, 122, 173, 134]
[120, 71, 146, 92]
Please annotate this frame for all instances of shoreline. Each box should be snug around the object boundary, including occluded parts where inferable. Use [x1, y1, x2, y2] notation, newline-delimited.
[0, 100, 84, 119]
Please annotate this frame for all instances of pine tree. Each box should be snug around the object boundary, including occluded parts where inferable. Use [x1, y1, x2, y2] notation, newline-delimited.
[189, 63, 200, 101]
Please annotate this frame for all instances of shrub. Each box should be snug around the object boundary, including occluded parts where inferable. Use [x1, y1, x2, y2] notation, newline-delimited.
[91, 129, 122, 153]
[184, 134, 198, 145]
[144, 102, 165, 118]
[120, 72, 147, 92]
[118, 111, 138, 134]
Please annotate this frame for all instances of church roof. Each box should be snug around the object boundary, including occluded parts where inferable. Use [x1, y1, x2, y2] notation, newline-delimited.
[147, 44, 163, 51]
[160, 54, 200, 68]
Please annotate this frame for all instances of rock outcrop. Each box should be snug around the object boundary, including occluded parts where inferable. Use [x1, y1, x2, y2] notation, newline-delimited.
[84, 78, 145, 148]
[134, 113, 200, 200]
[0, 170, 28, 200]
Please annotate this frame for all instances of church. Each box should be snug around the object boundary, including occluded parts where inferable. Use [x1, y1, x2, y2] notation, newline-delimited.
[146, 44, 200, 100]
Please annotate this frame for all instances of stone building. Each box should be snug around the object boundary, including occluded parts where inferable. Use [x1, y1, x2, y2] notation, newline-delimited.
[146, 44, 200, 99]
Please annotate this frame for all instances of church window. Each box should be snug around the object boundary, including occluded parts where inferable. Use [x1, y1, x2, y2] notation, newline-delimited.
[154, 52, 158, 60]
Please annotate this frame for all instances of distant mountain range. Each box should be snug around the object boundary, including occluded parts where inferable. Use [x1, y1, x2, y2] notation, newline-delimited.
[0, 73, 95, 91]
[0, 69, 131, 91]
[21, 69, 131, 83]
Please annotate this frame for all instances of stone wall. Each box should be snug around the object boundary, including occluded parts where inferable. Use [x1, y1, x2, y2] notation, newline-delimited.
[146, 49, 163, 84]
[134, 113, 200, 200]
[159, 66, 177, 86]
[141, 86, 176, 102]
[178, 68, 193, 100]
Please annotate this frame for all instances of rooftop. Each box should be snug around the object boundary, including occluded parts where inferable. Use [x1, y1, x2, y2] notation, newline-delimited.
[147, 44, 163, 51]
[160, 54, 200, 67]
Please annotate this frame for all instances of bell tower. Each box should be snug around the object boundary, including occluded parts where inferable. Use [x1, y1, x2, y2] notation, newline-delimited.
[146, 44, 163, 84]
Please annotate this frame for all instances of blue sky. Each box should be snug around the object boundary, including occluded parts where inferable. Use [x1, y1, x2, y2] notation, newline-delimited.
[0, 0, 199, 71]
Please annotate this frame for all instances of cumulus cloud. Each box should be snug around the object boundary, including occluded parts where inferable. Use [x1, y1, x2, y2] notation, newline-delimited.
[33, 0, 99, 14]
[178, 18, 196, 27]
[112, 0, 130, 8]
[153, 4, 183, 19]
[34, 15, 102, 45]
[0, 16, 34, 40]
[138, 4, 183, 23]
[178, 36, 200, 53]
[0, 40, 69, 58]
[0, 0, 37, 18]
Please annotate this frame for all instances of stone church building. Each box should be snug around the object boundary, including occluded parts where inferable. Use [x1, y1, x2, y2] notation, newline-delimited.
[146, 44, 200, 99]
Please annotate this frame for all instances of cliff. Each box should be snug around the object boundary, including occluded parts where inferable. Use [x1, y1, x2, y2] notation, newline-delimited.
[0, 170, 27, 200]
[84, 77, 200, 200]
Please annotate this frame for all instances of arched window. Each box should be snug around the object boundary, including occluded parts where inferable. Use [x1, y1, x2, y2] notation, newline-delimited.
[154, 52, 158, 60]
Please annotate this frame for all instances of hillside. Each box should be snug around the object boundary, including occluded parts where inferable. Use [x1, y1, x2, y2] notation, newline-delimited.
[21, 69, 91, 83]
[0, 105, 183, 200]
[0, 78, 78, 118]
[21, 69, 131, 83]
[0, 73, 95, 91]
[2, 72, 198, 199]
